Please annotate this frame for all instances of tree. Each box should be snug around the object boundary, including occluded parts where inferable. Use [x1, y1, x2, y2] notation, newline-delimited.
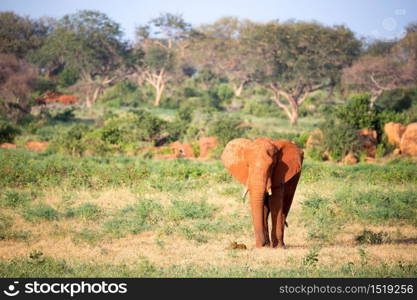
[0, 54, 37, 122]
[343, 28, 417, 107]
[243, 21, 361, 125]
[189, 17, 255, 96]
[342, 55, 415, 106]
[134, 13, 190, 106]
[0, 12, 50, 58]
[30, 10, 131, 107]
[363, 39, 397, 56]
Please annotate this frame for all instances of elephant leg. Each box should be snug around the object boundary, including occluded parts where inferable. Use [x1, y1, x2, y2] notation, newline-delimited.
[263, 193, 271, 247]
[283, 173, 301, 222]
[249, 192, 268, 248]
[269, 187, 286, 248]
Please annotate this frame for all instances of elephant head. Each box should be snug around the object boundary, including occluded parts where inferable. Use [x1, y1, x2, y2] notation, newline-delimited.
[221, 138, 303, 248]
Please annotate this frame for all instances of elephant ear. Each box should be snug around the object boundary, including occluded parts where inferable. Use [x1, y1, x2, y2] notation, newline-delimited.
[272, 140, 304, 184]
[221, 138, 252, 186]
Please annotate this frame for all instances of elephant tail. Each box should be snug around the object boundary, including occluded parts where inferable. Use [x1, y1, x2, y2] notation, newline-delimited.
[285, 221, 288, 227]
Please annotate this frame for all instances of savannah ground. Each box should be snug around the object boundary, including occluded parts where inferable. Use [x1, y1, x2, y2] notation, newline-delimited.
[1, 112, 416, 278]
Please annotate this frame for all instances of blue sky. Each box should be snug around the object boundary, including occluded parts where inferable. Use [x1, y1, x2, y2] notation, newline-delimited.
[1, 0, 416, 41]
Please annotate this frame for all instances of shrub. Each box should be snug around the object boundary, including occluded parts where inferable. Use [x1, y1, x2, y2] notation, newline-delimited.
[403, 105, 417, 124]
[376, 87, 417, 112]
[176, 225, 209, 244]
[176, 102, 195, 123]
[103, 199, 161, 237]
[0, 213, 12, 240]
[216, 83, 234, 102]
[65, 202, 102, 220]
[293, 132, 310, 149]
[0, 190, 34, 207]
[0, 120, 20, 143]
[307, 148, 327, 161]
[31, 78, 58, 97]
[0, 213, 31, 241]
[99, 81, 142, 107]
[355, 229, 391, 245]
[335, 94, 377, 130]
[301, 196, 343, 241]
[72, 228, 104, 246]
[343, 190, 417, 225]
[53, 124, 93, 156]
[58, 67, 79, 87]
[46, 107, 76, 122]
[22, 203, 59, 222]
[376, 110, 406, 126]
[302, 246, 321, 268]
[167, 199, 217, 221]
[242, 97, 283, 117]
[101, 110, 167, 144]
[207, 115, 248, 146]
[321, 120, 361, 160]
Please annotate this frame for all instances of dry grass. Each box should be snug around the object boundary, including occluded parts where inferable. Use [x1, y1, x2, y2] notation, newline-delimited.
[1, 178, 416, 274]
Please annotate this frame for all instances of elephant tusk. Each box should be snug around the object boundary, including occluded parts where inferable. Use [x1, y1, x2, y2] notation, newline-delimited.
[267, 187, 272, 196]
[242, 188, 248, 201]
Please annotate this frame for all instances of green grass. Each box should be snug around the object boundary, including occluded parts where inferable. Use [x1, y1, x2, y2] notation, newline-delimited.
[0, 149, 227, 189]
[167, 199, 217, 221]
[103, 199, 162, 237]
[0, 213, 32, 241]
[0, 255, 415, 278]
[22, 203, 59, 222]
[1, 142, 417, 278]
[71, 228, 105, 246]
[65, 202, 103, 220]
[355, 230, 391, 245]
[301, 160, 417, 184]
[301, 187, 417, 242]
[0, 190, 35, 207]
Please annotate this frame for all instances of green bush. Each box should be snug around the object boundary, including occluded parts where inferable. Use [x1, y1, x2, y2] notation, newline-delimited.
[355, 229, 391, 245]
[403, 105, 417, 124]
[0, 120, 21, 143]
[22, 203, 59, 222]
[176, 102, 195, 123]
[72, 228, 104, 246]
[103, 199, 161, 237]
[0, 213, 31, 241]
[302, 188, 417, 243]
[242, 97, 283, 117]
[31, 79, 58, 97]
[301, 196, 343, 241]
[376, 110, 406, 126]
[53, 124, 93, 156]
[0, 190, 35, 207]
[176, 225, 209, 244]
[167, 199, 217, 221]
[58, 68, 79, 87]
[0, 214, 12, 240]
[99, 81, 142, 107]
[65, 203, 103, 220]
[335, 94, 377, 130]
[100, 110, 167, 144]
[342, 189, 417, 225]
[376, 87, 417, 112]
[207, 115, 248, 146]
[321, 120, 361, 160]
[45, 107, 76, 122]
[307, 148, 327, 162]
[216, 83, 234, 102]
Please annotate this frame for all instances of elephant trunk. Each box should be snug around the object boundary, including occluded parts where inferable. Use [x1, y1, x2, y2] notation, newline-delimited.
[248, 171, 270, 247]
